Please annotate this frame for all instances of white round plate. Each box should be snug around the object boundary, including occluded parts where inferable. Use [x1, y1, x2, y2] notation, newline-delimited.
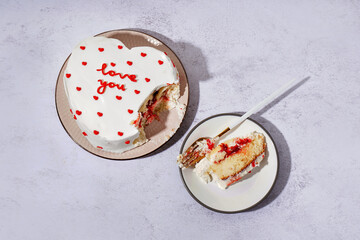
[179, 113, 278, 213]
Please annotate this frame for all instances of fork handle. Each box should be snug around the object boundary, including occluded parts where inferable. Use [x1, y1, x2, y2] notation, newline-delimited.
[221, 77, 308, 135]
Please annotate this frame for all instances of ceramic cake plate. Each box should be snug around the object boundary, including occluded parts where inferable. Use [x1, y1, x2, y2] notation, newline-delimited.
[55, 29, 189, 160]
[179, 113, 278, 213]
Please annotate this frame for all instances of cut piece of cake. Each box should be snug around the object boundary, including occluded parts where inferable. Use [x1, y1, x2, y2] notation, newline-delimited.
[177, 138, 215, 168]
[194, 131, 266, 189]
[63, 36, 182, 153]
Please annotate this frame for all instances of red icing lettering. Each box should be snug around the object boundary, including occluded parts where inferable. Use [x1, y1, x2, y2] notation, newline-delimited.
[96, 63, 137, 82]
[97, 79, 126, 94]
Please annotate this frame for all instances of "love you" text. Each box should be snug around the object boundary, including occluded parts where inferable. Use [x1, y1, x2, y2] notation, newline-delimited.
[97, 80, 126, 94]
[96, 63, 138, 82]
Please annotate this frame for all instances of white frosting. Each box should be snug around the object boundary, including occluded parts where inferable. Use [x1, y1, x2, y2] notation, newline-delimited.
[64, 36, 179, 153]
[193, 157, 212, 183]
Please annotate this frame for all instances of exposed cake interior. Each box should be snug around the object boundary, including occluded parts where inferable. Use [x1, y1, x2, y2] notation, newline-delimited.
[132, 83, 180, 146]
[194, 132, 266, 189]
[209, 132, 266, 180]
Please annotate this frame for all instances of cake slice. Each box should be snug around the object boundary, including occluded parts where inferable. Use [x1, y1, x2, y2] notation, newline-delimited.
[194, 132, 266, 189]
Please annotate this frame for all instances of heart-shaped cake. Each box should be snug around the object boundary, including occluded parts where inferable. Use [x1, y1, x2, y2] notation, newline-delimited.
[64, 36, 180, 153]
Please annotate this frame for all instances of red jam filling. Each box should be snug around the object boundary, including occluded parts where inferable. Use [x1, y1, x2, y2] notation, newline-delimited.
[133, 89, 171, 128]
[214, 138, 252, 164]
[227, 176, 242, 186]
[206, 139, 215, 150]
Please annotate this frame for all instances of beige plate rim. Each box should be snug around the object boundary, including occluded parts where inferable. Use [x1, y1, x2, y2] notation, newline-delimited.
[55, 29, 189, 160]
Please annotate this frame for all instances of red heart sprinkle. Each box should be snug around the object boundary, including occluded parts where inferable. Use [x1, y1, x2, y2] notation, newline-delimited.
[70, 109, 73, 114]
[145, 78, 150, 82]
[76, 87, 81, 91]
[66, 73, 71, 78]
[118, 131, 124, 136]
[128, 109, 133, 114]
[73, 115, 77, 120]
[134, 90, 140, 94]
[172, 60, 175, 67]
[116, 96, 122, 100]
[158, 60, 164, 65]
[75, 110, 82, 115]
[118, 45, 123, 49]
[80, 46, 85, 50]
[164, 52, 167, 55]
[141, 52, 147, 57]
[93, 96, 99, 100]
[125, 140, 130, 144]
[127, 61, 133, 66]
[111, 62, 116, 67]
[94, 130, 99, 135]
[97, 146, 103, 149]
[97, 112, 103, 117]
[82, 132, 87, 136]
[98, 48, 104, 52]
[82, 61, 87, 66]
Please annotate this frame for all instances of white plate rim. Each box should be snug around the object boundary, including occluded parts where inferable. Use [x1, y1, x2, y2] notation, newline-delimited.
[179, 113, 279, 213]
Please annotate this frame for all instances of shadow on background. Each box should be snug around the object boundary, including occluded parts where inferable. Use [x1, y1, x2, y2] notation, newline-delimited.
[234, 112, 292, 211]
[242, 78, 309, 209]
[131, 29, 212, 156]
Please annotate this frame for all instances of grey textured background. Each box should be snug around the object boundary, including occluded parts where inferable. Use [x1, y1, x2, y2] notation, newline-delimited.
[1, 0, 360, 239]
